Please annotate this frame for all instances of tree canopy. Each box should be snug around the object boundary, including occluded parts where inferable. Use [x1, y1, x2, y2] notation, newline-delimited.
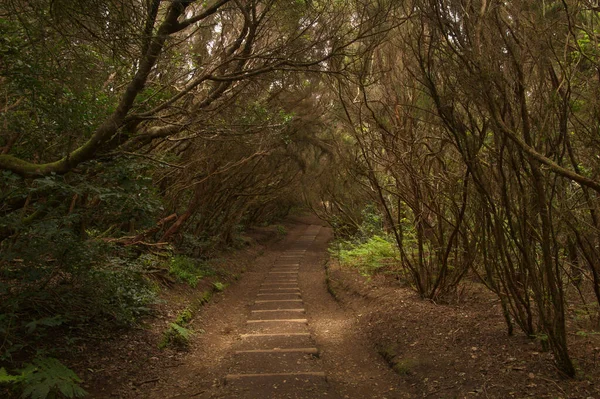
[2, 0, 600, 388]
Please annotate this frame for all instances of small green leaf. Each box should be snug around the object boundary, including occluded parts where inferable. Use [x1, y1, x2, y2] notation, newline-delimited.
[0, 367, 21, 384]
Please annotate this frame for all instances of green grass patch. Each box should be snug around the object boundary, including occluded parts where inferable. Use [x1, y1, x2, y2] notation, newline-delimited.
[168, 255, 216, 287]
[330, 235, 399, 276]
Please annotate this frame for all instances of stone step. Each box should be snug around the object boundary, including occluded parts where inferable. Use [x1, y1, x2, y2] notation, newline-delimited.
[260, 282, 298, 289]
[263, 278, 297, 282]
[237, 333, 314, 350]
[252, 300, 304, 311]
[244, 319, 309, 334]
[260, 281, 298, 286]
[255, 293, 301, 300]
[248, 310, 306, 321]
[270, 269, 300, 275]
[235, 347, 318, 355]
[247, 319, 308, 324]
[268, 271, 299, 275]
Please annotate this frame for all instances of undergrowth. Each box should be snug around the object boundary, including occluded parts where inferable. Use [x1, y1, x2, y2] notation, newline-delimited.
[168, 255, 216, 287]
[330, 235, 399, 276]
[0, 357, 87, 399]
[158, 281, 226, 349]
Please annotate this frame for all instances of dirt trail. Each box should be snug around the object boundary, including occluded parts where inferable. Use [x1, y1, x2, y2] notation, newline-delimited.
[135, 218, 405, 399]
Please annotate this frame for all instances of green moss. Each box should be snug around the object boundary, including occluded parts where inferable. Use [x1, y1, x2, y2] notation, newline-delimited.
[197, 290, 212, 305]
[175, 307, 193, 325]
[377, 343, 419, 375]
[392, 358, 418, 375]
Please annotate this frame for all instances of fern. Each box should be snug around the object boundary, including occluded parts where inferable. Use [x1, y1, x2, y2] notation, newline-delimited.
[212, 281, 226, 292]
[0, 367, 21, 383]
[170, 323, 193, 340]
[0, 358, 87, 399]
[159, 323, 194, 349]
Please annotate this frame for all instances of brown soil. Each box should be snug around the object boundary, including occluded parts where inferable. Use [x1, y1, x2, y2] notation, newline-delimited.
[70, 216, 600, 398]
[326, 263, 600, 398]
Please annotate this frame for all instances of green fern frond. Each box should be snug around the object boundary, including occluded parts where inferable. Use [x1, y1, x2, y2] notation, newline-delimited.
[20, 358, 87, 399]
[169, 323, 192, 340]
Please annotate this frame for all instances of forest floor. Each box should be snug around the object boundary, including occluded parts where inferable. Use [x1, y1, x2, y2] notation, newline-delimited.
[72, 215, 600, 399]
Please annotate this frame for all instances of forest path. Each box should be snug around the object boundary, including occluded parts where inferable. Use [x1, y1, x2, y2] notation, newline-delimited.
[139, 217, 406, 399]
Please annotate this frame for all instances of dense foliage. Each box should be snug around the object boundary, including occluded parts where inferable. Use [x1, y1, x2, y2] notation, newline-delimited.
[311, 0, 600, 377]
[1, 0, 600, 394]
[1, 0, 362, 396]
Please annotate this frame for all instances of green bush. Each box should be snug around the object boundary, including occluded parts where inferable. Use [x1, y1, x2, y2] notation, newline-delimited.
[357, 205, 384, 239]
[0, 245, 158, 373]
[86, 262, 157, 325]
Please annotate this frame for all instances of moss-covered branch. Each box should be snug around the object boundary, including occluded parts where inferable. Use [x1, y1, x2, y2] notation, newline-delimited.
[0, 2, 193, 178]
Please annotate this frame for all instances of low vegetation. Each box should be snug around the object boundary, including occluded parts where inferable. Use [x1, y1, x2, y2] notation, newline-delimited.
[330, 235, 398, 277]
[0, 357, 87, 399]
